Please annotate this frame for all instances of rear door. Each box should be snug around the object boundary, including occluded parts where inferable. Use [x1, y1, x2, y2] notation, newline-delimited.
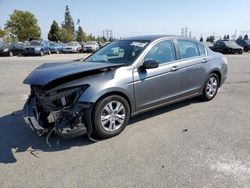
[133, 39, 182, 111]
[176, 40, 208, 95]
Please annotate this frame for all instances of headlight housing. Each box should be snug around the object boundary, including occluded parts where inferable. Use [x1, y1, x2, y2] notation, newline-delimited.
[33, 85, 89, 111]
[3, 48, 9, 52]
[35, 47, 41, 51]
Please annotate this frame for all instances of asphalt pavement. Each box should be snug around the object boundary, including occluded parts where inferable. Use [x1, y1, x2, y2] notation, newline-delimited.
[0, 53, 249, 188]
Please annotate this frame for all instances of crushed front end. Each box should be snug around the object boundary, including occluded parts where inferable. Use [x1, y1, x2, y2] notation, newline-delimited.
[23, 85, 93, 139]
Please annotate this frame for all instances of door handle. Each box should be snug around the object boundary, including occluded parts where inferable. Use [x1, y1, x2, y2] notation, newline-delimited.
[202, 58, 208, 63]
[171, 65, 179, 72]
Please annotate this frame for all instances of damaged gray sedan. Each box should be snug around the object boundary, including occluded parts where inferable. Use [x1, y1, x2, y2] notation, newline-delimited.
[23, 35, 228, 139]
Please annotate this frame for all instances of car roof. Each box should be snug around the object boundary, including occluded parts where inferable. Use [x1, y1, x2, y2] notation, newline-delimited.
[121, 35, 190, 42]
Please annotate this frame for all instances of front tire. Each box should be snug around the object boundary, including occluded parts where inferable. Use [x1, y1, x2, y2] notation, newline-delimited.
[201, 73, 219, 101]
[93, 95, 130, 138]
[9, 51, 14, 57]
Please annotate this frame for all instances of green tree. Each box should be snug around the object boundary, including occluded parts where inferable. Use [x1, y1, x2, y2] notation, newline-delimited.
[206, 37, 210, 42]
[62, 6, 75, 40]
[210, 36, 215, 43]
[244, 34, 248, 40]
[5, 10, 41, 41]
[238, 35, 243, 40]
[200, 37, 203, 42]
[48, 20, 61, 41]
[0, 28, 6, 38]
[76, 26, 87, 42]
[60, 27, 73, 43]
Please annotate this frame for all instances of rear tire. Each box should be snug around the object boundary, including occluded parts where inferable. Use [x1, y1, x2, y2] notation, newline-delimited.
[93, 95, 130, 139]
[200, 73, 219, 101]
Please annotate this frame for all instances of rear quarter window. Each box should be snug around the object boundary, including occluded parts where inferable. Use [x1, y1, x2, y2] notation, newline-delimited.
[197, 43, 207, 56]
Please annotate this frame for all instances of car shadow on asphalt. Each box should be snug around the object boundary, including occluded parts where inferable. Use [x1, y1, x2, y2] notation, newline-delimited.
[0, 98, 202, 164]
[0, 111, 94, 164]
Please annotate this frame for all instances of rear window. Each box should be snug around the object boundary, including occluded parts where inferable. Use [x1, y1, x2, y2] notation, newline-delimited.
[177, 40, 199, 59]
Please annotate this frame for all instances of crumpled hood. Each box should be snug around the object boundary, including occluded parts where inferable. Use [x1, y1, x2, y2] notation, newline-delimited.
[23, 61, 122, 87]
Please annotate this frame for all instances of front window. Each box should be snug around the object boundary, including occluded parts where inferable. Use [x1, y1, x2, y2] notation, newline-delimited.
[144, 40, 176, 64]
[67, 42, 77, 46]
[85, 40, 149, 64]
[244, 40, 250, 44]
[30, 41, 41, 46]
[86, 41, 98, 45]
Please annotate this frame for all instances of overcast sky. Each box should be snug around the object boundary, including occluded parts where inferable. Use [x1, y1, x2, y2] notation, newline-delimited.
[0, 0, 250, 40]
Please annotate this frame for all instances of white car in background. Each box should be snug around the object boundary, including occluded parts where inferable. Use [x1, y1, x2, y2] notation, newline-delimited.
[63, 42, 82, 53]
[83, 41, 99, 53]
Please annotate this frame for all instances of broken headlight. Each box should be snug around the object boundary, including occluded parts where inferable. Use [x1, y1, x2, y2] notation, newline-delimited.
[35, 85, 89, 111]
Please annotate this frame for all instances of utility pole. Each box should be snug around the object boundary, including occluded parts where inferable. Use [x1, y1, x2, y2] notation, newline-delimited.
[181, 28, 184, 36]
[232, 29, 237, 41]
[185, 27, 188, 37]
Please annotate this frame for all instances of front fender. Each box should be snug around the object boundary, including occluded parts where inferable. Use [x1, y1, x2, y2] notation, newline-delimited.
[78, 85, 135, 113]
[79, 85, 133, 103]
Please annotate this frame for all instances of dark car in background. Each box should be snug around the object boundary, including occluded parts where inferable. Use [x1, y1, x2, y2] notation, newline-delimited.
[49, 42, 64, 54]
[0, 42, 26, 56]
[236, 39, 250, 52]
[211, 40, 243, 54]
[23, 35, 228, 140]
[24, 40, 51, 56]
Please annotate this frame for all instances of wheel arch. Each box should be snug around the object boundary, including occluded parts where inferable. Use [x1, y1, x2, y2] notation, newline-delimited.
[209, 69, 221, 87]
[94, 91, 133, 116]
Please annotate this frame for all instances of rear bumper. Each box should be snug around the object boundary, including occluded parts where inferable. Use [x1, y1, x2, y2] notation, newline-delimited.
[23, 96, 88, 139]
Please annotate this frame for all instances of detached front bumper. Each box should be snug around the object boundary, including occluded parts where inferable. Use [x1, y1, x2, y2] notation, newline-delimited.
[23, 96, 90, 139]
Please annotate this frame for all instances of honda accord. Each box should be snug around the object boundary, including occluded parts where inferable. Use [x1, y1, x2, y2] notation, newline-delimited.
[23, 35, 228, 140]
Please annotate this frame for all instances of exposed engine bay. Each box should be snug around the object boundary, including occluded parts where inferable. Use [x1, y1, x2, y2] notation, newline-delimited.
[24, 85, 93, 145]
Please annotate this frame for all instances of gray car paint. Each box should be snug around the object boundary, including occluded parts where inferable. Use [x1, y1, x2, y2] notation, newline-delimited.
[24, 35, 228, 118]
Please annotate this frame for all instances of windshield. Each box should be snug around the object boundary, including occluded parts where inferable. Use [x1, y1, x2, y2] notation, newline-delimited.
[85, 40, 149, 64]
[0, 42, 10, 49]
[86, 41, 97, 45]
[67, 42, 77, 46]
[30, 41, 41, 46]
[245, 40, 250, 44]
[224, 41, 240, 48]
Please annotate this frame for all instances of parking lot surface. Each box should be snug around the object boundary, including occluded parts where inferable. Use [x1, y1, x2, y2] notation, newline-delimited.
[0, 53, 249, 187]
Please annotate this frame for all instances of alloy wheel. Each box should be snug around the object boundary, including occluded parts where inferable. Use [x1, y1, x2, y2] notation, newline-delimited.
[206, 76, 218, 98]
[100, 101, 126, 132]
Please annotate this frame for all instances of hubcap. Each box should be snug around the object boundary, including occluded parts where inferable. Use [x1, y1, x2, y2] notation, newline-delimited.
[100, 101, 126, 132]
[206, 76, 218, 98]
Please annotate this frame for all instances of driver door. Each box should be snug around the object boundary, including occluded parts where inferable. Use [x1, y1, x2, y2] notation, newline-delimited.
[133, 40, 182, 111]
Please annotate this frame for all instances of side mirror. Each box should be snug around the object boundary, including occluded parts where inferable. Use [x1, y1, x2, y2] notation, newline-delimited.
[142, 60, 159, 69]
